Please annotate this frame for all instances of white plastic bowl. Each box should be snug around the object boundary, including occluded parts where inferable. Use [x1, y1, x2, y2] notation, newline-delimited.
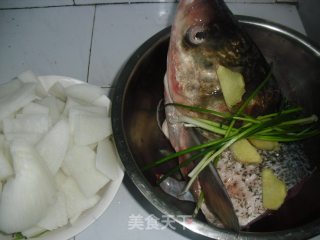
[0, 76, 124, 240]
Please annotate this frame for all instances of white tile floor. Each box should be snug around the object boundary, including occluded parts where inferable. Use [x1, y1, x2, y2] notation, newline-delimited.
[0, 1, 318, 240]
[0, 0, 73, 9]
[88, 3, 177, 87]
[0, 6, 94, 82]
[0, 0, 289, 9]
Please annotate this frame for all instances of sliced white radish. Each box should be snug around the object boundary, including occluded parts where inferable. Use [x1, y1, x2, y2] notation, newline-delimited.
[18, 70, 38, 83]
[3, 113, 48, 145]
[61, 97, 83, 117]
[48, 81, 67, 102]
[18, 70, 47, 98]
[22, 102, 49, 115]
[55, 170, 68, 189]
[0, 78, 22, 100]
[61, 176, 100, 224]
[0, 82, 37, 121]
[65, 84, 105, 104]
[5, 132, 44, 145]
[61, 164, 71, 177]
[88, 142, 98, 151]
[63, 145, 109, 197]
[21, 226, 46, 238]
[0, 140, 57, 234]
[72, 114, 112, 146]
[3, 113, 49, 135]
[36, 119, 70, 175]
[38, 96, 64, 125]
[68, 106, 106, 134]
[55, 97, 66, 113]
[61, 134, 75, 176]
[59, 144, 74, 177]
[92, 94, 111, 110]
[38, 191, 68, 230]
[0, 135, 13, 181]
[0, 134, 7, 150]
[70, 105, 107, 116]
[96, 138, 120, 180]
[1, 137, 12, 163]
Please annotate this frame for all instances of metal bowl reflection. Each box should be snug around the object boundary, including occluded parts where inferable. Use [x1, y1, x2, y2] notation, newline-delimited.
[112, 16, 320, 239]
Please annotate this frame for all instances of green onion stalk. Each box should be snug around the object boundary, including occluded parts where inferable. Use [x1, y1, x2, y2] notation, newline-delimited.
[144, 65, 320, 194]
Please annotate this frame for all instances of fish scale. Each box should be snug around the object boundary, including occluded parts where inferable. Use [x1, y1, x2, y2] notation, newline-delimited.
[216, 144, 312, 227]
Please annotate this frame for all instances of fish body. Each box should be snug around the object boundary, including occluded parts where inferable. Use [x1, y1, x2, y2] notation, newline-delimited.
[163, 0, 310, 229]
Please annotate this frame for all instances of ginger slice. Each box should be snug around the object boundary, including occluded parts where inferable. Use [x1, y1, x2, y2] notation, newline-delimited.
[262, 168, 287, 210]
[230, 139, 262, 164]
[249, 139, 279, 151]
[217, 65, 245, 109]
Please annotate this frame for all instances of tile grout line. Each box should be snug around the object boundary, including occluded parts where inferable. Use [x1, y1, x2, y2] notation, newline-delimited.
[0, 2, 168, 10]
[0, 4, 74, 10]
[86, 5, 97, 83]
[0, 1, 292, 10]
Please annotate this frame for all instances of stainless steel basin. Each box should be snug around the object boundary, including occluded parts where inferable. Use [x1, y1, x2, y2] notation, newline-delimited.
[111, 16, 320, 239]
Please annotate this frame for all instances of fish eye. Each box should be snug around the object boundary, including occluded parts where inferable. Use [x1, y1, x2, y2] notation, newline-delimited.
[187, 26, 207, 45]
[213, 89, 222, 96]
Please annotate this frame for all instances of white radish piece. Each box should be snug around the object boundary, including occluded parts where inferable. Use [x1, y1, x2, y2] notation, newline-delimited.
[21, 226, 46, 238]
[88, 142, 98, 151]
[61, 162, 72, 177]
[1, 113, 15, 128]
[3, 113, 48, 144]
[60, 176, 100, 224]
[65, 84, 105, 104]
[0, 140, 57, 234]
[55, 170, 68, 189]
[68, 106, 107, 134]
[3, 113, 49, 135]
[60, 159, 73, 178]
[0, 82, 37, 121]
[22, 102, 49, 115]
[63, 145, 109, 197]
[38, 191, 68, 230]
[36, 119, 70, 175]
[1, 137, 12, 163]
[70, 105, 107, 116]
[96, 139, 120, 180]
[0, 135, 13, 181]
[5, 132, 44, 145]
[48, 81, 67, 102]
[18, 70, 38, 82]
[92, 94, 111, 110]
[72, 114, 112, 146]
[61, 97, 83, 117]
[0, 78, 22, 100]
[0, 134, 8, 153]
[38, 96, 64, 125]
[55, 97, 66, 113]
[18, 70, 47, 98]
